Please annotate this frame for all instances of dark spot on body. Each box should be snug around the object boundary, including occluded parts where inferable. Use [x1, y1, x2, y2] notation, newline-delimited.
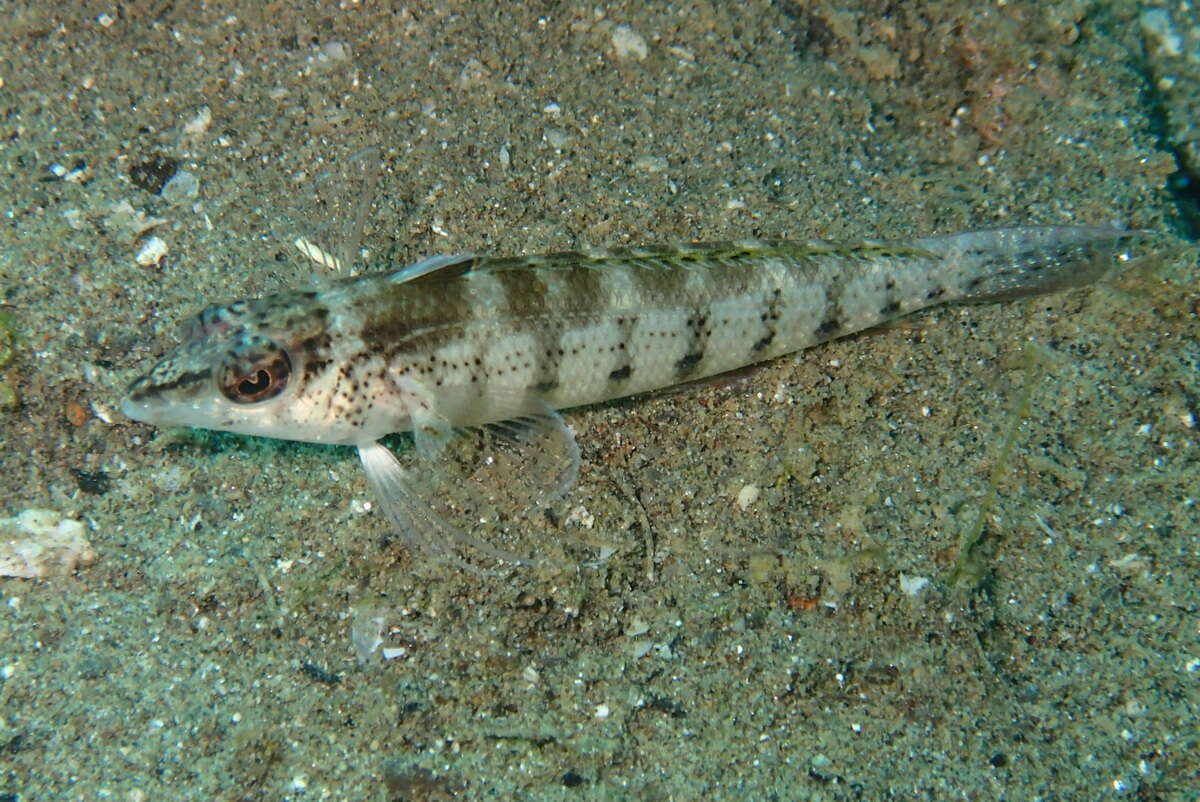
[816, 317, 840, 337]
[609, 365, 631, 381]
[676, 351, 703, 374]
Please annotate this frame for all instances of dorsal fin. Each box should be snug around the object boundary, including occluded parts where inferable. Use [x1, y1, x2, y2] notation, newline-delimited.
[387, 253, 478, 285]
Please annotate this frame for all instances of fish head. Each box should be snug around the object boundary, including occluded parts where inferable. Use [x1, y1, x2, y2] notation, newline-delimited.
[121, 290, 359, 444]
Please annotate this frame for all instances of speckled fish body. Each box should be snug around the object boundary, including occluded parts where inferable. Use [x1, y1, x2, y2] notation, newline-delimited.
[122, 226, 1135, 443]
[121, 225, 1140, 561]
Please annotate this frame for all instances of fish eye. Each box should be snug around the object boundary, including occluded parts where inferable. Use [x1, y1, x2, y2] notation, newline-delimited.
[219, 349, 291, 403]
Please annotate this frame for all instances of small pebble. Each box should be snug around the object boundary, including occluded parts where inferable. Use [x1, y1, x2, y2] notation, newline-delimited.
[612, 25, 649, 60]
[161, 170, 199, 203]
[321, 41, 350, 62]
[64, 401, 89, 427]
[736, 484, 760, 510]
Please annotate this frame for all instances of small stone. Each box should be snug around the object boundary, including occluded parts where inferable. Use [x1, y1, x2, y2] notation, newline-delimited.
[321, 41, 350, 62]
[64, 401, 89, 427]
[161, 170, 199, 204]
[544, 127, 572, 149]
[633, 155, 668, 173]
[736, 484, 760, 510]
[458, 58, 490, 89]
[612, 25, 648, 60]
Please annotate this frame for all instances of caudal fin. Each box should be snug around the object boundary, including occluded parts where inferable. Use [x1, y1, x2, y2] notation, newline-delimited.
[914, 226, 1150, 303]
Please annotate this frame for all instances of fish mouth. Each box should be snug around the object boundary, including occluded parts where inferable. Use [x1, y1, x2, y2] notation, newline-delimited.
[120, 395, 155, 424]
[120, 394, 226, 431]
[119, 392, 191, 427]
[120, 373, 161, 423]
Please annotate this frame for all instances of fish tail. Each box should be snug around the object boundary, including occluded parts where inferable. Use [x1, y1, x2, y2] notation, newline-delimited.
[914, 225, 1149, 303]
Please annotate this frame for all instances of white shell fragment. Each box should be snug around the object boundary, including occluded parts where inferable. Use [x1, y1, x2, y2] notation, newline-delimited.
[104, 200, 167, 238]
[294, 237, 344, 272]
[135, 236, 169, 267]
[898, 574, 931, 597]
[350, 605, 386, 662]
[183, 106, 212, 136]
[0, 509, 97, 579]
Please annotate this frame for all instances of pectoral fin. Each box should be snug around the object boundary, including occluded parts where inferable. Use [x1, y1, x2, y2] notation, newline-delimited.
[357, 440, 526, 570]
[355, 403, 581, 569]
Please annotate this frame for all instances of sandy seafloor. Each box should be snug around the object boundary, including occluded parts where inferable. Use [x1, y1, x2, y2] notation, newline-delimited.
[1, 0, 1198, 799]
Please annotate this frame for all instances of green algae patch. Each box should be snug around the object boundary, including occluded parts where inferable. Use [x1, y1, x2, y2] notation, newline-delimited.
[0, 308, 17, 410]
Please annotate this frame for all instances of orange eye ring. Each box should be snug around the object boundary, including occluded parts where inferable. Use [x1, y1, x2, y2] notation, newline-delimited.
[219, 350, 292, 403]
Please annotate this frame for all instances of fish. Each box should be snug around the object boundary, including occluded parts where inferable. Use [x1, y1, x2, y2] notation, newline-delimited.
[121, 225, 1143, 565]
